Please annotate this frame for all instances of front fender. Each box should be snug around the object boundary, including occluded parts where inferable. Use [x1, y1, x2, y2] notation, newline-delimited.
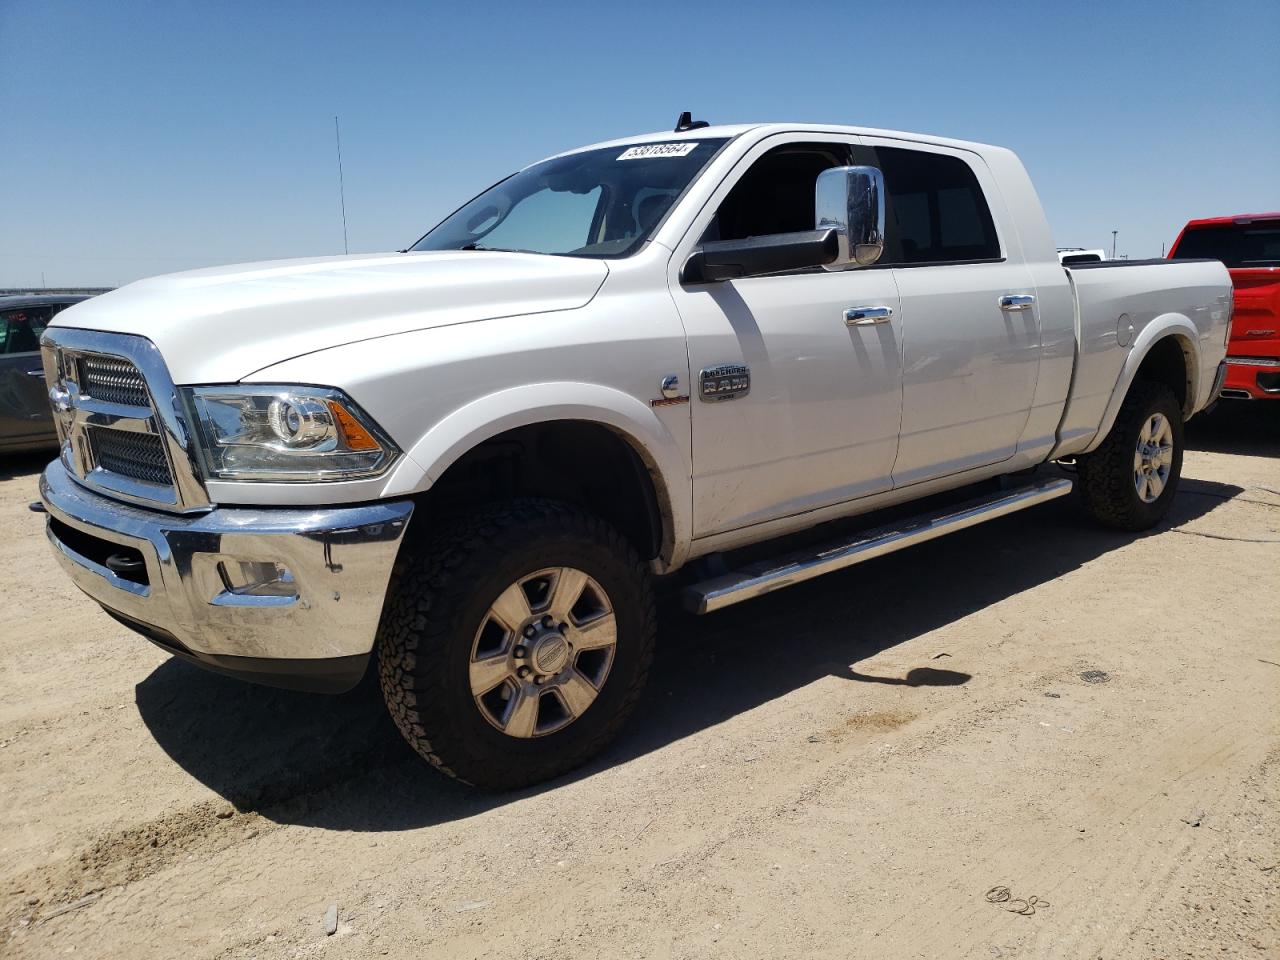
[380, 381, 694, 571]
[1082, 315, 1200, 455]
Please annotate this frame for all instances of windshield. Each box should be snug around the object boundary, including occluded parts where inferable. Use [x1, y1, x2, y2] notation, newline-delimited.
[1172, 222, 1280, 268]
[411, 139, 728, 259]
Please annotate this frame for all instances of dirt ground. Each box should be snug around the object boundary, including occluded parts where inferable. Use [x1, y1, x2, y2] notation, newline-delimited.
[2, 404, 1277, 960]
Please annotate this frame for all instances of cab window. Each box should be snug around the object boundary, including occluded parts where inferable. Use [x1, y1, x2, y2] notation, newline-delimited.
[703, 143, 852, 243]
[1171, 222, 1280, 268]
[0, 306, 55, 355]
[869, 147, 1001, 265]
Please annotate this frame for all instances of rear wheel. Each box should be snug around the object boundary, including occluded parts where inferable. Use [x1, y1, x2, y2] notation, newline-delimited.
[376, 499, 656, 789]
[1076, 379, 1184, 531]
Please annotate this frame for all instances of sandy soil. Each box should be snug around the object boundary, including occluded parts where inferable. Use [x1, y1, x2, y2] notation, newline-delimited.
[1, 404, 1277, 959]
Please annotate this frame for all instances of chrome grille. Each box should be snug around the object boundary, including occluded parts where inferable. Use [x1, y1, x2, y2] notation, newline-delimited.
[41, 328, 208, 512]
[87, 428, 174, 487]
[78, 354, 150, 407]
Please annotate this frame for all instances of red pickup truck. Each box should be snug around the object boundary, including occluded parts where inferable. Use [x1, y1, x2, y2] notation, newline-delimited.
[1169, 213, 1280, 400]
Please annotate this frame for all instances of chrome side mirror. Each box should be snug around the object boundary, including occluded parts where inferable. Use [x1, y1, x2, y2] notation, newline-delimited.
[815, 166, 886, 269]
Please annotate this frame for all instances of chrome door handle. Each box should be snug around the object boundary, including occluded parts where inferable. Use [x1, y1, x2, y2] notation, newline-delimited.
[26, 368, 47, 378]
[999, 294, 1036, 311]
[845, 305, 894, 326]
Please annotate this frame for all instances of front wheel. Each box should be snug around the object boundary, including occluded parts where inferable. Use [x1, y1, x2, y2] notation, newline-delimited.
[376, 499, 656, 789]
[1076, 379, 1184, 531]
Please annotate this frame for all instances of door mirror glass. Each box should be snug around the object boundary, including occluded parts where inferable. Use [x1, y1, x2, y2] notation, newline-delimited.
[815, 166, 886, 269]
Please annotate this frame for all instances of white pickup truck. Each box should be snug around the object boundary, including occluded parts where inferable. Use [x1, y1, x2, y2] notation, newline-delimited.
[39, 120, 1230, 788]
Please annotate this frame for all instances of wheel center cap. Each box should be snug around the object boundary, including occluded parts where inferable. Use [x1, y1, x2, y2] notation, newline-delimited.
[531, 632, 569, 675]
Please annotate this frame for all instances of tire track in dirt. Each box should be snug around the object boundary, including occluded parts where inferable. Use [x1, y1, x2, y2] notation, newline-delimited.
[1, 737, 417, 948]
[874, 705, 1277, 958]
[3, 799, 272, 946]
[454, 672, 1068, 958]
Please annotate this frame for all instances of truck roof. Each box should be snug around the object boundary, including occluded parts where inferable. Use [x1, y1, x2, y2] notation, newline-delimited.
[554, 122, 1008, 160]
[0, 293, 92, 309]
[1179, 212, 1280, 227]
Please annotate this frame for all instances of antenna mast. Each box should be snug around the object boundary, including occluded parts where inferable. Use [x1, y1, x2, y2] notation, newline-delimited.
[334, 116, 349, 255]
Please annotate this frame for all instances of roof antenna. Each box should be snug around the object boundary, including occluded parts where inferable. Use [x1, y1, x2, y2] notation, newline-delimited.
[674, 111, 710, 132]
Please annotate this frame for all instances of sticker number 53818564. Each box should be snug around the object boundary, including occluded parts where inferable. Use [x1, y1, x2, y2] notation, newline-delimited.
[617, 143, 699, 160]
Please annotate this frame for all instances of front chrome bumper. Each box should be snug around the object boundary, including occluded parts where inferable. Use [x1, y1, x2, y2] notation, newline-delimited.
[40, 459, 413, 692]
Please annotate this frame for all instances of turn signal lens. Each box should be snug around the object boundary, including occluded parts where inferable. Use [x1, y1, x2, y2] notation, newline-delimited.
[328, 400, 381, 451]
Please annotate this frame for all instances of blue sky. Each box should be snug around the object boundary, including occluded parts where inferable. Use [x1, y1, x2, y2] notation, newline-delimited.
[2, 0, 1277, 287]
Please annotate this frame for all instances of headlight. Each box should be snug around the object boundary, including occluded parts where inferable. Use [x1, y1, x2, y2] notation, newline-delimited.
[183, 385, 399, 481]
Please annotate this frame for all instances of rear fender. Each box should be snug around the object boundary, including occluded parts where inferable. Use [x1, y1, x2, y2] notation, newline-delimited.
[1082, 316, 1199, 454]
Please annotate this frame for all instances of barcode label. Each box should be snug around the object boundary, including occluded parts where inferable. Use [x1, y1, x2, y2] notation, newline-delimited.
[617, 143, 699, 160]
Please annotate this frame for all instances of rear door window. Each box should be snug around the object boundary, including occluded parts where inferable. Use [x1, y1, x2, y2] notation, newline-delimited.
[857, 146, 1001, 265]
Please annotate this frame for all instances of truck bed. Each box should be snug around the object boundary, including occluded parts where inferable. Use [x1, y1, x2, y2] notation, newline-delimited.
[1055, 258, 1230, 456]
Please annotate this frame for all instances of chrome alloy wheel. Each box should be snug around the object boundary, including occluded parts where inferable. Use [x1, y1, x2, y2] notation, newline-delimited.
[1133, 412, 1174, 503]
[469, 567, 617, 738]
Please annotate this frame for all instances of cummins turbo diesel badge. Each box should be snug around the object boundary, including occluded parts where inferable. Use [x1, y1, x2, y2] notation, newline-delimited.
[617, 143, 699, 160]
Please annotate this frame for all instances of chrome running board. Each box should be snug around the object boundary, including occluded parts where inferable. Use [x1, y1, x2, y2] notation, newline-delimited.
[684, 477, 1073, 614]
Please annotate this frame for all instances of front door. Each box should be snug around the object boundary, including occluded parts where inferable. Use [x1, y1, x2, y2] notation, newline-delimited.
[668, 136, 904, 538]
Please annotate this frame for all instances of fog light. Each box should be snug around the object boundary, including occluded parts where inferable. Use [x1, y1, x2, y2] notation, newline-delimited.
[217, 560, 297, 599]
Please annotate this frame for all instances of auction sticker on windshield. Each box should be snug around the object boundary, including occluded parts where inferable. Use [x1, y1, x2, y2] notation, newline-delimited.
[617, 143, 699, 160]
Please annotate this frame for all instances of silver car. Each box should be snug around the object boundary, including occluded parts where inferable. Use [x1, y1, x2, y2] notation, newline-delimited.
[0, 295, 91, 453]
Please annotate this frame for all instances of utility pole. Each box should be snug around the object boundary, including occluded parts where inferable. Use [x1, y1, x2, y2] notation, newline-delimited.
[334, 116, 349, 255]
[1111, 230, 1118, 260]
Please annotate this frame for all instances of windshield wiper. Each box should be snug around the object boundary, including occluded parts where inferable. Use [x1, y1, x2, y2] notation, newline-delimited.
[459, 242, 542, 254]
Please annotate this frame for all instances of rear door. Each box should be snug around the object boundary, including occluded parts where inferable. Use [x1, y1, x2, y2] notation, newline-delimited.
[857, 139, 1042, 487]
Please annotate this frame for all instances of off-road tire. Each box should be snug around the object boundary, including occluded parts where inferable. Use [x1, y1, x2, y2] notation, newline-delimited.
[376, 499, 656, 789]
[1076, 379, 1184, 531]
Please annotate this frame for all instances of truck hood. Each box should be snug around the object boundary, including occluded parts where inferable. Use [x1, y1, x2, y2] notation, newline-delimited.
[49, 251, 609, 383]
